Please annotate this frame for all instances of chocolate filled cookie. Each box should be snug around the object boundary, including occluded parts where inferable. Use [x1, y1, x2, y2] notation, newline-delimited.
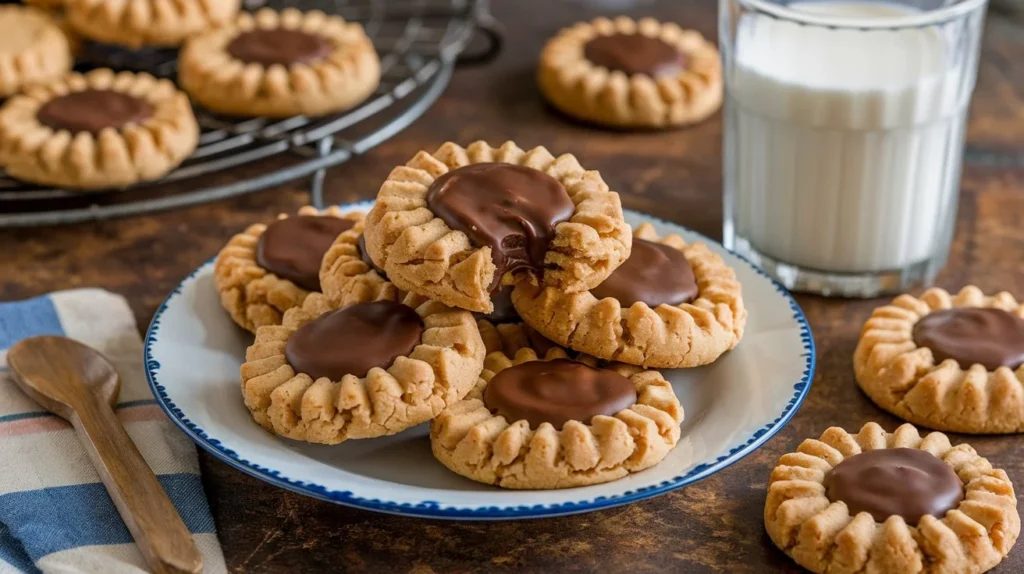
[855, 285, 1024, 434]
[766, 422, 1018, 574]
[214, 207, 363, 334]
[430, 329, 683, 489]
[363, 141, 632, 314]
[0, 69, 198, 190]
[0, 5, 72, 98]
[241, 292, 484, 444]
[538, 16, 722, 129]
[66, 0, 239, 48]
[513, 223, 745, 368]
[319, 216, 401, 309]
[179, 8, 380, 118]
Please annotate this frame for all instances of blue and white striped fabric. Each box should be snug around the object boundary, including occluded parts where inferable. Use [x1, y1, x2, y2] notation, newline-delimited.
[0, 289, 226, 573]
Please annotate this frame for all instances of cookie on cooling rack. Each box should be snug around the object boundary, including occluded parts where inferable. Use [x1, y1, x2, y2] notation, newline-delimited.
[241, 291, 485, 444]
[215, 207, 364, 334]
[0, 69, 198, 190]
[362, 141, 632, 314]
[431, 327, 683, 489]
[65, 0, 239, 48]
[179, 8, 381, 118]
[538, 16, 722, 129]
[766, 422, 1018, 573]
[0, 5, 72, 98]
[513, 222, 746, 368]
[855, 286, 1024, 434]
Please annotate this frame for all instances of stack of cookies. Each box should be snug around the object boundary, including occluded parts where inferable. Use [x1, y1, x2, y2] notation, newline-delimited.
[0, 4, 381, 190]
[215, 140, 748, 489]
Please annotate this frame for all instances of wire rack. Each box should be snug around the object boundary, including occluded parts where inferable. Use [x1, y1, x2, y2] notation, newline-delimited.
[0, 0, 501, 228]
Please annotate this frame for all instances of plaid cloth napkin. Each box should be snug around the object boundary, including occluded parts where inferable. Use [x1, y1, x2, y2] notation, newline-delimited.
[0, 289, 226, 573]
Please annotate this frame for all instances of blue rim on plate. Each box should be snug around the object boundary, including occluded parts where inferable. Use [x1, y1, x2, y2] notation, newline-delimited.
[144, 201, 816, 520]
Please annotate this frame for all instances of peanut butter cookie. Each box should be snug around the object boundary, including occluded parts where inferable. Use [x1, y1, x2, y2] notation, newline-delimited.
[65, 0, 239, 48]
[319, 216, 400, 309]
[513, 223, 745, 368]
[0, 5, 72, 98]
[215, 207, 363, 334]
[241, 292, 485, 444]
[431, 327, 683, 489]
[855, 285, 1024, 434]
[363, 141, 632, 314]
[0, 69, 198, 190]
[538, 16, 722, 129]
[766, 422, 1018, 573]
[179, 8, 380, 118]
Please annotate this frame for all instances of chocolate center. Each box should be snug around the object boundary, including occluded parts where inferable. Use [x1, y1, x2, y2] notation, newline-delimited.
[37, 89, 154, 135]
[256, 215, 356, 291]
[583, 34, 687, 77]
[425, 163, 575, 286]
[590, 239, 698, 308]
[912, 308, 1024, 370]
[357, 234, 387, 278]
[284, 301, 424, 380]
[482, 359, 637, 430]
[227, 29, 333, 66]
[475, 285, 519, 324]
[824, 448, 963, 526]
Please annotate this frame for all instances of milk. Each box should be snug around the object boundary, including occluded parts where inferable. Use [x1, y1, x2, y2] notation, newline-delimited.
[724, 1, 978, 274]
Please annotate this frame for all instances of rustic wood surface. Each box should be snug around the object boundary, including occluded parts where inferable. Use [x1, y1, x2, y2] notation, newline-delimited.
[2, 0, 1024, 572]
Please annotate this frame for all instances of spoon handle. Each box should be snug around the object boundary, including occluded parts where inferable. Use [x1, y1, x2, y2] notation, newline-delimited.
[71, 396, 203, 574]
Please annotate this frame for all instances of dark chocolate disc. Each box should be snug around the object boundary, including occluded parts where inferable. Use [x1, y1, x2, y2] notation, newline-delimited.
[482, 359, 637, 430]
[583, 34, 687, 77]
[475, 285, 519, 324]
[912, 308, 1024, 370]
[284, 301, 424, 380]
[357, 233, 387, 278]
[425, 163, 575, 287]
[37, 89, 154, 135]
[256, 215, 356, 291]
[590, 239, 698, 308]
[227, 29, 333, 66]
[824, 448, 963, 525]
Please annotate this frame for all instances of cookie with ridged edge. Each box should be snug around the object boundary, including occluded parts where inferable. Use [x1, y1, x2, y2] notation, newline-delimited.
[65, 0, 239, 48]
[513, 223, 745, 368]
[431, 323, 683, 489]
[766, 422, 1018, 573]
[215, 207, 364, 334]
[0, 5, 72, 98]
[179, 8, 380, 118]
[241, 291, 485, 444]
[538, 16, 721, 129]
[855, 285, 1024, 434]
[319, 216, 401, 309]
[0, 69, 198, 190]
[363, 140, 632, 314]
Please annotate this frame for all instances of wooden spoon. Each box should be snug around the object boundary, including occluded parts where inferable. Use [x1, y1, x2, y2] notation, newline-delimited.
[8, 335, 203, 574]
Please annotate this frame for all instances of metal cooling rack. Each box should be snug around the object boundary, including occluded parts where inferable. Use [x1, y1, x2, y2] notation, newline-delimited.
[0, 0, 502, 228]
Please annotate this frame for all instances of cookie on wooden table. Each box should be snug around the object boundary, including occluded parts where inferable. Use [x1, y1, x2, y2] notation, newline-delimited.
[179, 8, 381, 118]
[363, 140, 632, 314]
[431, 327, 683, 489]
[538, 16, 722, 129]
[65, 0, 239, 48]
[766, 422, 1018, 573]
[0, 5, 72, 97]
[513, 222, 746, 368]
[855, 285, 1024, 434]
[0, 69, 198, 189]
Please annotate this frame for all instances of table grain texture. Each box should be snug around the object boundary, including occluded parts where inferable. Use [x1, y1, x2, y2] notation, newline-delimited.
[3, 1, 1024, 572]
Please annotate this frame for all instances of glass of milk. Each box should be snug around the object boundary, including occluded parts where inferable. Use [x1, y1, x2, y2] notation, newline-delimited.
[720, 0, 988, 297]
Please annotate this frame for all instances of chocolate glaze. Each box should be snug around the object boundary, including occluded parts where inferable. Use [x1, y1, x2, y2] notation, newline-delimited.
[284, 301, 424, 380]
[824, 448, 963, 525]
[583, 34, 687, 77]
[37, 89, 153, 135]
[357, 233, 387, 278]
[256, 215, 356, 291]
[590, 239, 697, 308]
[475, 285, 519, 324]
[913, 308, 1024, 370]
[425, 163, 575, 287]
[483, 359, 636, 430]
[227, 29, 333, 66]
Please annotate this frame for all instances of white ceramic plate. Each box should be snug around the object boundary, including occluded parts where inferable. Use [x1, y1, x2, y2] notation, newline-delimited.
[145, 203, 815, 520]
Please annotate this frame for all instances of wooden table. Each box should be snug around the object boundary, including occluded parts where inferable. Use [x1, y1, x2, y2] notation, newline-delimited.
[3, 1, 1024, 572]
